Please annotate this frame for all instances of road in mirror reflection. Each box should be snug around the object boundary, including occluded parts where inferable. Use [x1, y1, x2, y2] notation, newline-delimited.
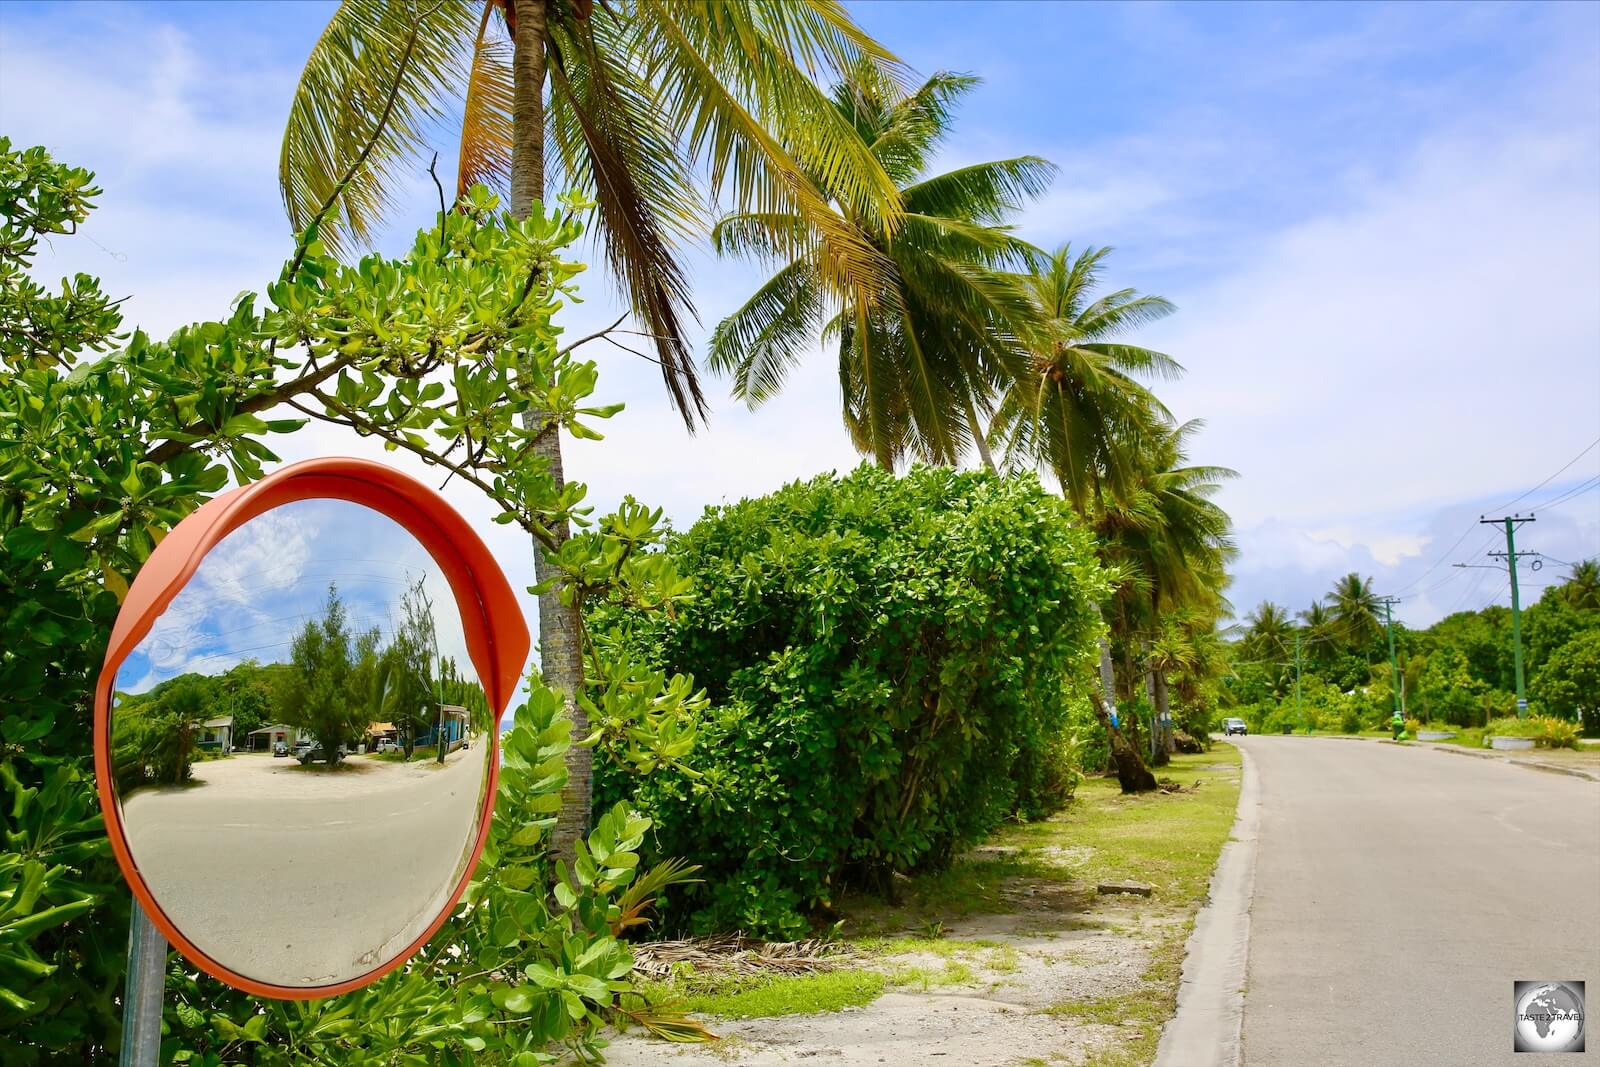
[108, 498, 493, 988]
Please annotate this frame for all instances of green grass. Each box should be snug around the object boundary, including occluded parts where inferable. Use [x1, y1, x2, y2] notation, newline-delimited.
[854, 935, 1001, 957]
[843, 747, 1243, 937]
[888, 959, 974, 990]
[645, 969, 887, 1020]
[1043, 744, 1242, 904]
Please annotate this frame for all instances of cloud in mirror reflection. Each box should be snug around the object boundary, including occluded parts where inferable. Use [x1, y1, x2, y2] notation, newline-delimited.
[118, 499, 473, 695]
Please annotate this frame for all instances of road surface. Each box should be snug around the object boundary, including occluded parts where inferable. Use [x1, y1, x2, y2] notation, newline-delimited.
[121, 749, 488, 987]
[1240, 737, 1599, 1065]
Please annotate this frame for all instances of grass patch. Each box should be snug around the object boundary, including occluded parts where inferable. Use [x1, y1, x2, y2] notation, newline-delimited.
[855, 935, 1000, 958]
[285, 758, 371, 773]
[889, 959, 974, 991]
[366, 745, 443, 762]
[1046, 744, 1241, 905]
[841, 748, 1242, 936]
[645, 969, 886, 1020]
[986, 945, 1020, 973]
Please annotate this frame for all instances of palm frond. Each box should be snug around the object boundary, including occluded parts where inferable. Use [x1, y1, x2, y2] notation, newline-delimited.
[456, 0, 513, 200]
[632, 0, 905, 294]
[280, 0, 481, 257]
[547, 16, 708, 422]
[707, 257, 825, 406]
[902, 157, 1057, 224]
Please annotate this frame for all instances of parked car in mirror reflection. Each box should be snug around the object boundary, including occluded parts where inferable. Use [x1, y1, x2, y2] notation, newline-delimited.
[296, 743, 346, 766]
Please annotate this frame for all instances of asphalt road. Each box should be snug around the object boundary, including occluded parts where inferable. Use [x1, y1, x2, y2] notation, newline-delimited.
[1240, 737, 1600, 1065]
[122, 749, 487, 988]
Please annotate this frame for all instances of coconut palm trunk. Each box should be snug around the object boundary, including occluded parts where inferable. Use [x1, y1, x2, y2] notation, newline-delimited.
[1095, 619, 1155, 793]
[509, 0, 590, 863]
[962, 393, 997, 475]
[1153, 667, 1174, 755]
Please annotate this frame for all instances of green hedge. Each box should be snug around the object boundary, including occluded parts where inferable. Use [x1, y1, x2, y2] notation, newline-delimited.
[594, 465, 1109, 938]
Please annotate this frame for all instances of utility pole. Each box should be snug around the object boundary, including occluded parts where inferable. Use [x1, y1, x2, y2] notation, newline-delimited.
[1379, 596, 1402, 719]
[1294, 631, 1303, 730]
[1481, 514, 1536, 718]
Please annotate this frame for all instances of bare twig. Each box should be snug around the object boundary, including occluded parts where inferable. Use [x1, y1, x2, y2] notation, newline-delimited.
[557, 313, 629, 357]
[603, 334, 667, 368]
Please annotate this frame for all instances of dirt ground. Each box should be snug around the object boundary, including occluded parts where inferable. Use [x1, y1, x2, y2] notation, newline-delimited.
[603, 754, 1242, 1067]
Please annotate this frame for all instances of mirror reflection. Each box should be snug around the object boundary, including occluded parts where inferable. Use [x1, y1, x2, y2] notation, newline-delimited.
[109, 499, 493, 988]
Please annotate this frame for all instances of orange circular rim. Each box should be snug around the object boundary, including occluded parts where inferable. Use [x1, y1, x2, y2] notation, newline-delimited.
[93, 457, 530, 1000]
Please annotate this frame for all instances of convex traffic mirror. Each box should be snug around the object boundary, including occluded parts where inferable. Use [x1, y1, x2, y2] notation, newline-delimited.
[94, 459, 529, 998]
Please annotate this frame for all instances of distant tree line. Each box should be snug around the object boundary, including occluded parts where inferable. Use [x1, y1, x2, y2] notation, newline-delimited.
[1226, 562, 1599, 734]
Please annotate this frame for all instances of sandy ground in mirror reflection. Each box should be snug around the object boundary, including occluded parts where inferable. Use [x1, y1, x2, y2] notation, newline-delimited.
[121, 748, 487, 988]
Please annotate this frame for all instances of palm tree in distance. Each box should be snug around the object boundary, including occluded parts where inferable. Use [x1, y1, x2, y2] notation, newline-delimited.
[281, 0, 909, 858]
[1558, 558, 1599, 611]
[1298, 599, 1335, 663]
[709, 70, 1054, 471]
[1243, 601, 1295, 663]
[1329, 572, 1383, 653]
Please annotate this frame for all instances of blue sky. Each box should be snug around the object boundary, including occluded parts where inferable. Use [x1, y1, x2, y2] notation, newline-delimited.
[2, 0, 1596, 634]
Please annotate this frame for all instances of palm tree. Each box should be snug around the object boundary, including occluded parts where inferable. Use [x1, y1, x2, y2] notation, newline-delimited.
[1243, 602, 1294, 662]
[993, 246, 1181, 789]
[709, 70, 1053, 470]
[1329, 572, 1383, 652]
[991, 245, 1180, 513]
[281, 0, 908, 857]
[1298, 599, 1335, 665]
[1100, 422, 1237, 759]
[1559, 558, 1599, 611]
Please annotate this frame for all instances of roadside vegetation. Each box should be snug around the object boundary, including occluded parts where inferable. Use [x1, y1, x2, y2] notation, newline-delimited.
[1225, 566, 1598, 738]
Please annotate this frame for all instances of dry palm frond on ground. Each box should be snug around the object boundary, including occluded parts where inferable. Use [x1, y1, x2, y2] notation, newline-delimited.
[632, 936, 854, 981]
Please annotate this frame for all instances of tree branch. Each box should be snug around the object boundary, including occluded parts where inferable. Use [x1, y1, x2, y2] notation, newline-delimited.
[557, 313, 628, 357]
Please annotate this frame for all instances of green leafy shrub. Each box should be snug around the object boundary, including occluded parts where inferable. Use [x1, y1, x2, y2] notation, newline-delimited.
[594, 465, 1109, 937]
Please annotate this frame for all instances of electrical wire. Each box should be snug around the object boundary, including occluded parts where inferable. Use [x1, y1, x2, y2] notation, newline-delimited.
[1478, 577, 1512, 612]
[1532, 475, 1600, 514]
[1489, 435, 1600, 512]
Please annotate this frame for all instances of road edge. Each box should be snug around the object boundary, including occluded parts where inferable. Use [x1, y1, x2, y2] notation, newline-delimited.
[1154, 740, 1260, 1067]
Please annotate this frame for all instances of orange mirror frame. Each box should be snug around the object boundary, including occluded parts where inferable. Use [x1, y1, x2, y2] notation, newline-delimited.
[93, 457, 530, 999]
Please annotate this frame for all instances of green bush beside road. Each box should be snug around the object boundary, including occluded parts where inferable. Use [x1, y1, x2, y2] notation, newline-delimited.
[595, 465, 1110, 939]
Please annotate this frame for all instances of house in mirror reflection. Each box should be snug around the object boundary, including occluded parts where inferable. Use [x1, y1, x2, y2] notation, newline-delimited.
[245, 723, 308, 752]
[196, 716, 233, 752]
[414, 705, 470, 752]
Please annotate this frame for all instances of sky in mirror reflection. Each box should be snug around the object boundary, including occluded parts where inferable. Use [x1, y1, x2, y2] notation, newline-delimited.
[118, 499, 472, 696]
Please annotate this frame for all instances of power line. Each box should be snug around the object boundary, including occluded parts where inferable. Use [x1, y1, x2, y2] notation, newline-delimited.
[1489, 435, 1600, 512]
[1533, 474, 1600, 514]
[1479, 577, 1512, 611]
